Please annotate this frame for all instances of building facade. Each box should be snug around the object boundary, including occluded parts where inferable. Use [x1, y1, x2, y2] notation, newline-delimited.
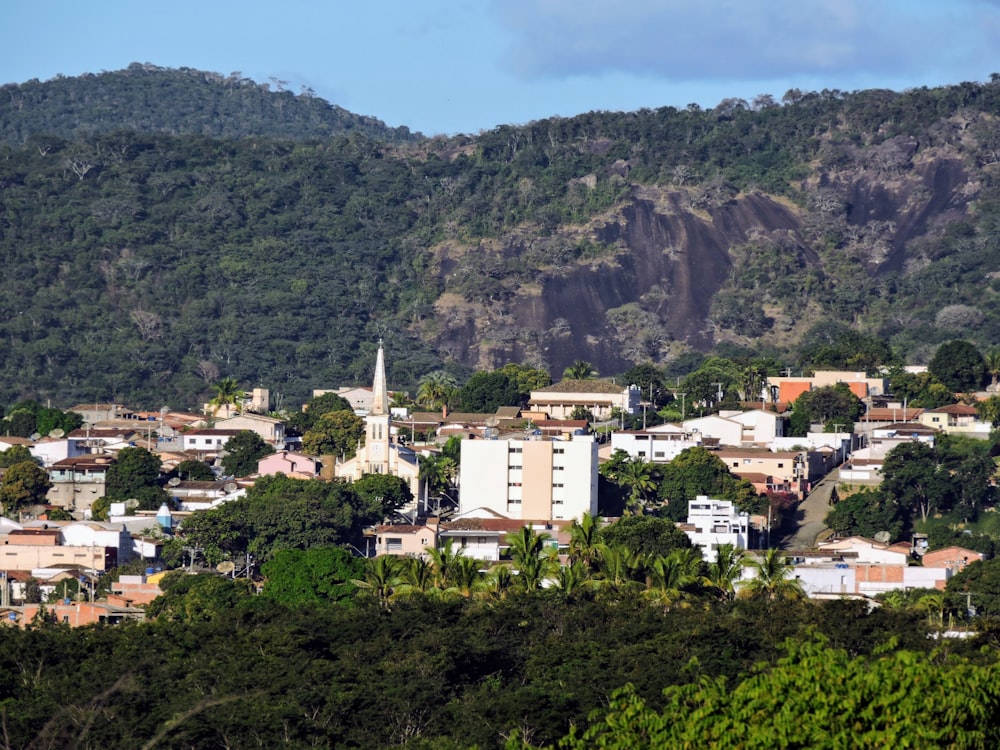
[459, 434, 598, 522]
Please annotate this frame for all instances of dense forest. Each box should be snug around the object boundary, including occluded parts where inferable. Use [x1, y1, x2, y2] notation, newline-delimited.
[2, 67, 1000, 409]
[7, 584, 1000, 749]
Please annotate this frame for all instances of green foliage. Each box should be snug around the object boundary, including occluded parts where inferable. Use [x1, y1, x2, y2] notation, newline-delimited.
[656, 446, 759, 518]
[0, 444, 35, 468]
[260, 546, 364, 607]
[546, 636, 1000, 749]
[173, 458, 216, 481]
[601, 515, 694, 559]
[0, 461, 52, 514]
[351, 473, 413, 516]
[145, 571, 255, 622]
[825, 488, 906, 541]
[1, 402, 82, 438]
[928, 340, 987, 392]
[176, 474, 381, 564]
[286, 392, 355, 435]
[457, 370, 524, 412]
[220, 430, 274, 476]
[301, 411, 364, 458]
[793, 383, 864, 431]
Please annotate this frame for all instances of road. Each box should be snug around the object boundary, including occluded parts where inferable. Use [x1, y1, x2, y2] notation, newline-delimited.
[781, 468, 839, 550]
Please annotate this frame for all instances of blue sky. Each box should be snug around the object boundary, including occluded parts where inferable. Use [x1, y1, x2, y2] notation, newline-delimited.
[3, 1, 999, 136]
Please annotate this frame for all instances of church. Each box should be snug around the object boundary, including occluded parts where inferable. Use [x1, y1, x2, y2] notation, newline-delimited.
[334, 341, 423, 509]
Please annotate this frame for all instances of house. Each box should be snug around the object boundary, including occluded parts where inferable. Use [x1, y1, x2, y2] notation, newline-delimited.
[713, 447, 810, 497]
[459, 433, 598, 522]
[257, 451, 320, 479]
[0, 525, 122, 572]
[610, 427, 702, 463]
[372, 524, 437, 557]
[335, 342, 422, 506]
[65, 403, 134, 427]
[215, 413, 286, 448]
[790, 537, 983, 597]
[17, 600, 146, 628]
[767, 370, 887, 403]
[678, 496, 750, 563]
[681, 414, 744, 446]
[46, 455, 116, 513]
[437, 510, 569, 562]
[180, 429, 242, 455]
[919, 404, 991, 438]
[527, 379, 640, 421]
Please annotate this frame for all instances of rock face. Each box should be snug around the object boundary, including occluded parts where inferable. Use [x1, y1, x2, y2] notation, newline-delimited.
[431, 138, 981, 377]
[435, 190, 805, 376]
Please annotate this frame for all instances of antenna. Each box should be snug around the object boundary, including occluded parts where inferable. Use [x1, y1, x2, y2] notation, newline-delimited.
[216, 561, 236, 575]
[30, 433, 41, 441]
[48, 428, 65, 439]
[168, 477, 182, 487]
[224, 481, 238, 493]
[874, 530, 891, 543]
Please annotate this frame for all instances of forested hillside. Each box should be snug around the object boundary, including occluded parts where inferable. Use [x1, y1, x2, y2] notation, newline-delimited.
[2, 68, 1000, 407]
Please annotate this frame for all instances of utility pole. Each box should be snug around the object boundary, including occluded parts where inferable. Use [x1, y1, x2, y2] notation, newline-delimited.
[713, 383, 724, 404]
[677, 392, 687, 420]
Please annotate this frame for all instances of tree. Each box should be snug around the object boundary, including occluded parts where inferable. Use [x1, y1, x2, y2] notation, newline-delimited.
[646, 548, 703, 608]
[353, 555, 402, 610]
[617, 457, 657, 513]
[880, 441, 949, 523]
[208, 377, 246, 416]
[302, 411, 364, 458]
[986, 348, 1000, 390]
[793, 383, 863, 431]
[258, 547, 362, 607]
[657, 446, 758, 518]
[352, 473, 412, 517]
[601, 515, 694, 559]
[456, 370, 522, 412]
[562, 360, 598, 380]
[568, 512, 603, 571]
[221, 430, 274, 477]
[928, 340, 986, 392]
[0, 461, 52, 515]
[825, 488, 905, 541]
[174, 459, 216, 481]
[741, 548, 804, 601]
[285, 392, 354, 434]
[706, 543, 744, 601]
[104, 446, 167, 510]
[506, 526, 555, 592]
[415, 370, 457, 410]
[621, 363, 671, 408]
[0, 445, 36, 468]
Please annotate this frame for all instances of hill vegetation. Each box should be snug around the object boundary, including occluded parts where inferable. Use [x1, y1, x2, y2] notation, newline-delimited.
[2, 67, 1000, 407]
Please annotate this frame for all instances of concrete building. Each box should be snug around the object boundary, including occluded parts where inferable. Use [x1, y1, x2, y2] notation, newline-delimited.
[459, 434, 598, 522]
[679, 496, 750, 563]
[46, 455, 115, 513]
[527, 380, 640, 421]
[610, 427, 701, 463]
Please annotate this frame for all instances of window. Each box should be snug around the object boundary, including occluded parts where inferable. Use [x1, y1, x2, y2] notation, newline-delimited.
[509, 447, 523, 454]
[386, 538, 402, 552]
[777, 462, 784, 468]
[554, 448, 565, 454]
[553, 499, 564, 505]
[553, 483, 564, 488]
[509, 464, 522, 470]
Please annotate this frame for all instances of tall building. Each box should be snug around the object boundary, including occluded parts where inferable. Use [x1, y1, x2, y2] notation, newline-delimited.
[459, 434, 598, 522]
[335, 342, 421, 503]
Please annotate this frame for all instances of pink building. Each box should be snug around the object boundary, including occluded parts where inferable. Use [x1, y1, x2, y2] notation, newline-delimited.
[257, 451, 320, 479]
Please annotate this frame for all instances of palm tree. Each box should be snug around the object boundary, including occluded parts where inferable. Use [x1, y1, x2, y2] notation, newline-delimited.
[209, 377, 245, 416]
[416, 370, 458, 410]
[646, 548, 702, 609]
[427, 541, 462, 589]
[986, 348, 1000, 391]
[741, 548, 803, 602]
[419, 454, 457, 513]
[398, 556, 436, 596]
[448, 556, 483, 598]
[562, 360, 598, 380]
[354, 555, 402, 611]
[554, 561, 589, 598]
[618, 458, 657, 514]
[506, 526, 556, 592]
[593, 543, 644, 594]
[916, 592, 946, 629]
[707, 543, 744, 601]
[482, 564, 516, 601]
[568, 512, 602, 571]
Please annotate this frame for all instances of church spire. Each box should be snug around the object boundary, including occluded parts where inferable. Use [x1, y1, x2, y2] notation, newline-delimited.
[370, 339, 388, 416]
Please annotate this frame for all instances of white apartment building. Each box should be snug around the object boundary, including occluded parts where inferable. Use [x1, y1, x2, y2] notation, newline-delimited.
[610, 427, 701, 463]
[681, 496, 750, 563]
[459, 435, 598, 522]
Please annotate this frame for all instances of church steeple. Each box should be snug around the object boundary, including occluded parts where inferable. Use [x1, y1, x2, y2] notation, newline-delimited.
[370, 338, 389, 417]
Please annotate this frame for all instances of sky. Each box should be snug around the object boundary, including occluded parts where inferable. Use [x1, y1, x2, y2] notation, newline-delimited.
[3, 1, 1000, 136]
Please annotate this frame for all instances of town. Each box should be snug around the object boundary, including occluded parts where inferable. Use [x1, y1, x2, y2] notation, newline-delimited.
[1, 337, 998, 630]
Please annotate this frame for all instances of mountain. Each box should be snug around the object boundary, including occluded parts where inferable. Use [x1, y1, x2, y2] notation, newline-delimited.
[1, 68, 1000, 408]
[0, 63, 419, 144]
